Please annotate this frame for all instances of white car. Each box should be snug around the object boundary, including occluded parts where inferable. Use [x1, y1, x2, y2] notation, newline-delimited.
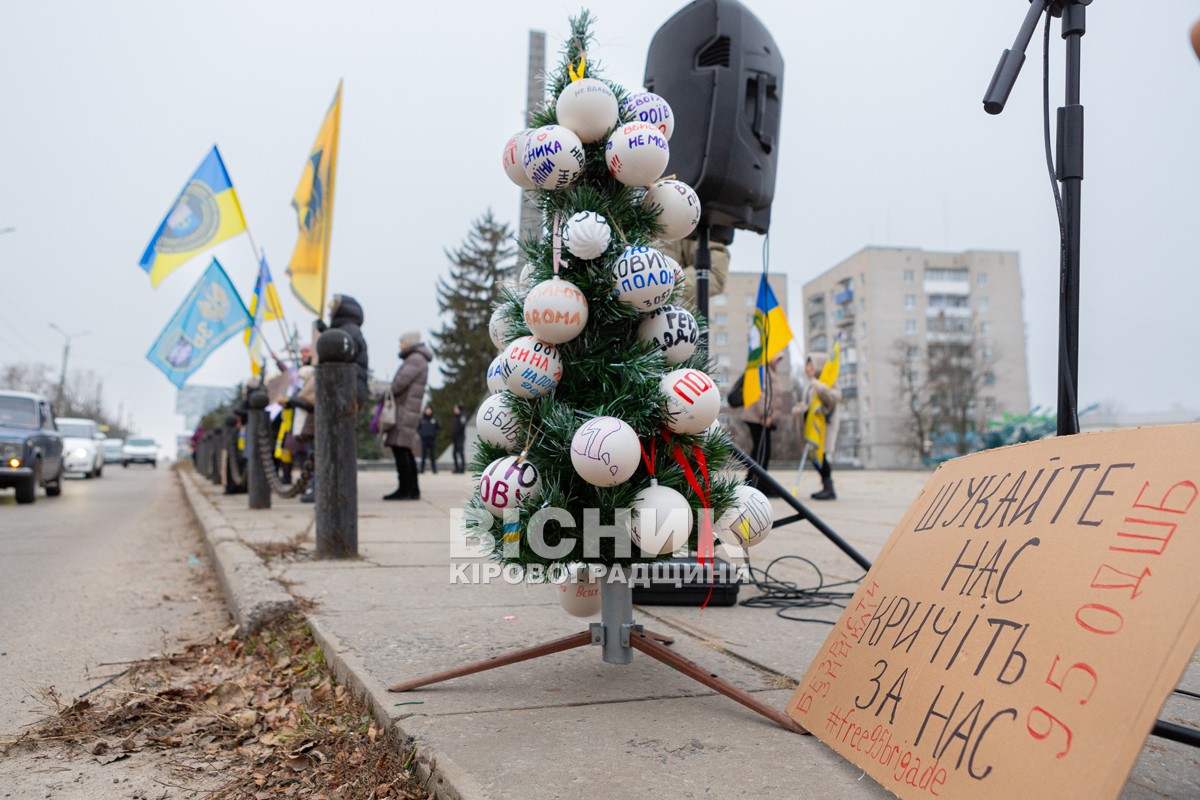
[57, 417, 105, 478]
[122, 437, 158, 468]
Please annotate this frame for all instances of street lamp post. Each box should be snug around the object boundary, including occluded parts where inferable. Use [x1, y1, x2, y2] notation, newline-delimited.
[48, 323, 88, 411]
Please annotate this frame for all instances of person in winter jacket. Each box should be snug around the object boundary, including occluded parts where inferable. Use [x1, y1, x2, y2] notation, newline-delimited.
[315, 295, 370, 404]
[794, 352, 841, 500]
[417, 406, 441, 474]
[383, 332, 433, 500]
[450, 404, 468, 473]
[741, 355, 783, 495]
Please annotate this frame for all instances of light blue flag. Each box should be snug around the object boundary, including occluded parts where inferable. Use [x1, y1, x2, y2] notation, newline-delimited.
[146, 259, 253, 388]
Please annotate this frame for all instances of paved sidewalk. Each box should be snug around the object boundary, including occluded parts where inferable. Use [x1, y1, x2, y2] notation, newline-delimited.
[181, 466, 1199, 799]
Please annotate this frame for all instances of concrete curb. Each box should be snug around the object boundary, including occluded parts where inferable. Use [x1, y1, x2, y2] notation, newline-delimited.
[178, 469, 296, 636]
[177, 467, 478, 800]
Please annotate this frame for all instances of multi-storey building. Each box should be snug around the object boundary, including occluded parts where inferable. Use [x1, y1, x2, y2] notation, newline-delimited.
[705, 271, 789, 390]
[802, 247, 1030, 469]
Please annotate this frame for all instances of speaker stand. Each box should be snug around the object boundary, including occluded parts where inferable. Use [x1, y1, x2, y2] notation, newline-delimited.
[389, 570, 806, 734]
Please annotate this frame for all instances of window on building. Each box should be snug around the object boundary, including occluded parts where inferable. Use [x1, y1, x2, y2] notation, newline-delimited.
[906, 345, 919, 360]
[985, 396, 997, 411]
[859, 296, 866, 311]
[978, 297, 989, 312]
[903, 269, 915, 284]
[861, 370, 868, 387]
[860, 322, 867, 338]
[713, 332, 729, 346]
[980, 321, 991, 335]
[714, 313, 728, 325]
[863, 397, 871, 413]
[904, 294, 916, 310]
[744, 293, 756, 307]
[978, 272, 989, 287]
[712, 294, 728, 306]
[716, 355, 731, 367]
[984, 370, 996, 386]
[905, 319, 917, 335]
[925, 267, 969, 282]
[982, 346, 993, 360]
[863, 419, 871, 435]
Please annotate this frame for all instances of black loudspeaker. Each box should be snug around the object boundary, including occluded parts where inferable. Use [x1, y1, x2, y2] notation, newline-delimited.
[644, 0, 783, 244]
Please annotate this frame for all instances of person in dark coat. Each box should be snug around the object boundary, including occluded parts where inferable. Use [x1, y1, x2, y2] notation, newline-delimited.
[383, 332, 433, 500]
[450, 403, 468, 473]
[417, 406, 441, 474]
[316, 294, 369, 404]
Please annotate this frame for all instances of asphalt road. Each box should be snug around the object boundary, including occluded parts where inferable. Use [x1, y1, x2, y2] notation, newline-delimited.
[0, 463, 228, 734]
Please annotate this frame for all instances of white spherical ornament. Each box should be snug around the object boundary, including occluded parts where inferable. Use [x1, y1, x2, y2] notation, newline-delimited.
[503, 336, 563, 399]
[605, 122, 670, 186]
[502, 129, 535, 189]
[638, 304, 698, 365]
[660, 368, 720, 434]
[476, 393, 522, 451]
[486, 353, 509, 394]
[479, 455, 542, 517]
[489, 306, 516, 351]
[555, 78, 619, 143]
[623, 91, 675, 140]
[630, 481, 693, 557]
[523, 278, 588, 344]
[557, 565, 602, 617]
[612, 245, 677, 311]
[644, 180, 701, 241]
[523, 125, 585, 191]
[518, 263, 535, 286]
[570, 416, 641, 487]
[562, 211, 612, 260]
[718, 485, 773, 548]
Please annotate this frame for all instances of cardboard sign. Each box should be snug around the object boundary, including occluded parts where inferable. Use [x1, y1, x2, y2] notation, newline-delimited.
[787, 425, 1200, 800]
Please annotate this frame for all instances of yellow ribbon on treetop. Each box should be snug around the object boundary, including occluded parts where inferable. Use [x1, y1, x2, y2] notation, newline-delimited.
[568, 53, 587, 82]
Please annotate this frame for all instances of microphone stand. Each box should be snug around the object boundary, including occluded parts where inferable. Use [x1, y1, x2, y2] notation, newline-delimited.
[984, 1, 1200, 750]
[983, 0, 1086, 436]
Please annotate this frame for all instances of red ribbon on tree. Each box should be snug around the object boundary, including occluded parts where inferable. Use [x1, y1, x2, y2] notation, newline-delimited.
[664, 431, 716, 609]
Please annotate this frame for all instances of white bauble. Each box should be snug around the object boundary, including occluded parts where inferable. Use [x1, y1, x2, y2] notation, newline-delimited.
[623, 91, 675, 140]
[523, 125, 586, 190]
[489, 306, 516, 351]
[660, 368, 720, 434]
[518, 263, 535, 286]
[612, 245, 676, 311]
[570, 416, 641, 487]
[605, 122, 670, 186]
[476, 393, 522, 451]
[502, 129, 535, 189]
[503, 335, 563, 399]
[630, 481, 693, 557]
[523, 278, 588, 344]
[638, 304, 699, 365]
[562, 211, 612, 260]
[718, 485, 773, 548]
[486, 353, 509, 394]
[643, 180, 701, 241]
[557, 565, 602, 617]
[555, 78, 619, 143]
[479, 455, 542, 517]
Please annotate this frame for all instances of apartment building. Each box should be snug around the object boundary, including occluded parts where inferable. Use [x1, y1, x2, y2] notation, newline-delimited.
[802, 247, 1030, 469]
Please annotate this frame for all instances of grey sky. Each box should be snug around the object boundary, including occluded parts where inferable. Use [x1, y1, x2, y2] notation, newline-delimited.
[2, 1, 1198, 453]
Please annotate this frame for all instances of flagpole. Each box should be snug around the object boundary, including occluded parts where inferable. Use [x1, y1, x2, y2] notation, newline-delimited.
[242, 229, 298, 364]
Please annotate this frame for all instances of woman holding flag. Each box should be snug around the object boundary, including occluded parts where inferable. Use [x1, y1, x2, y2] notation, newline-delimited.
[796, 352, 841, 501]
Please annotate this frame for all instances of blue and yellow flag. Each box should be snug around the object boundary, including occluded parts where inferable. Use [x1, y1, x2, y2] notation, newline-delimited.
[146, 259, 252, 388]
[742, 275, 794, 408]
[244, 253, 284, 375]
[804, 338, 841, 466]
[288, 81, 342, 315]
[139, 146, 248, 287]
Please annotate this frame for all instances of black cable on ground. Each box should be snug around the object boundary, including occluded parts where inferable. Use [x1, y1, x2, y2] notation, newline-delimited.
[738, 553, 864, 624]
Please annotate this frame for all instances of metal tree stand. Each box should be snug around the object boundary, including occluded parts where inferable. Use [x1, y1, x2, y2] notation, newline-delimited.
[389, 569, 805, 733]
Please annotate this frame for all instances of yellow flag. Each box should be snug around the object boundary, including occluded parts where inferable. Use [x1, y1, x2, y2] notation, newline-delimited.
[803, 340, 841, 465]
[287, 81, 342, 315]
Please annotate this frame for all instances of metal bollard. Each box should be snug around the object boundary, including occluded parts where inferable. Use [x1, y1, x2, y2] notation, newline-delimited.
[208, 430, 223, 484]
[314, 329, 358, 558]
[223, 414, 244, 495]
[246, 389, 271, 509]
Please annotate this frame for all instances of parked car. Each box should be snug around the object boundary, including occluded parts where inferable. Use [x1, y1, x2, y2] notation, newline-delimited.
[122, 437, 158, 468]
[0, 390, 64, 504]
[57, 417, 105, 478]
[103, 437, 125, 464]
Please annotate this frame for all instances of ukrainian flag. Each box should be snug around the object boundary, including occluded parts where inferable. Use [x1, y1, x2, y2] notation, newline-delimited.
[244, 254, 284, 375]
[742, 274, 794, 407]
[139, 146, 247, 287]
[803, 338, 841, 466]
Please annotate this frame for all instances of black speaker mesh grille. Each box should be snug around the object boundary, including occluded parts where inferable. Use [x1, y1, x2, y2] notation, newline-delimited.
[697, 36, 731, 68]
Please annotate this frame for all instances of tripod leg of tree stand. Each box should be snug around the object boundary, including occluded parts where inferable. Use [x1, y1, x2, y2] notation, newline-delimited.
[388, 631, 592, 693]
[642, 629, 675, 645]
[630, 630, 807, 735]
